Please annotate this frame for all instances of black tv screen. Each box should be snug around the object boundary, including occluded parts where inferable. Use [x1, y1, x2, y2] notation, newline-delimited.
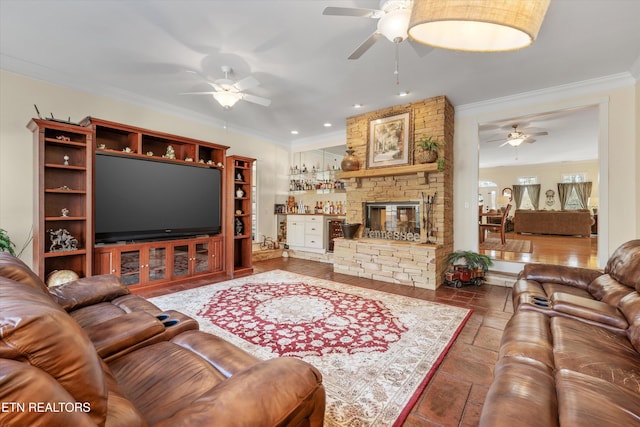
[95, 153, 221, 243]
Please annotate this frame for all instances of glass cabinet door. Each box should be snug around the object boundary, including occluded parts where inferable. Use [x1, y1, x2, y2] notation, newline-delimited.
[120, 249, 141, 286]
[194, 241, 211, 274]
[148, 246, 167, 282]
[172, 244, 190, 278]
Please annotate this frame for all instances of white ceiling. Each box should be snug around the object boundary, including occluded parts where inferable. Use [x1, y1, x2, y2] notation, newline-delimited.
[1, 0, 639, 166]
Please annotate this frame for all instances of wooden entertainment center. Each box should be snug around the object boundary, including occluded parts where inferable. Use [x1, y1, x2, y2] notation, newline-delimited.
[30, 117, 254, 291]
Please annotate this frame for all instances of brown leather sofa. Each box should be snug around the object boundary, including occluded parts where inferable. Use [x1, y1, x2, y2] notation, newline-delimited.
[0, 253, 326, 426]
[480, 240, 640, 426]
[513, 209, 594, 237]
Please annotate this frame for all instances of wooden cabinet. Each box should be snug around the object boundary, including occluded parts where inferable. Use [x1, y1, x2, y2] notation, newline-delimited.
[95, 236, 223, 290]
[28, 119, 94, 280]
[286, 216, 306, 247]
[226, 156, 255, 277]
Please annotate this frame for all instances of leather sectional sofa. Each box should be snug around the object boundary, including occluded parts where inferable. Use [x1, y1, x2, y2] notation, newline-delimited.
[480, 239, 640, 426]
[0, 253, 325, 426]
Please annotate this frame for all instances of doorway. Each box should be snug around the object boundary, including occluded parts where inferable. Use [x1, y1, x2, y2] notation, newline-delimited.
[477, 105, 602, 269]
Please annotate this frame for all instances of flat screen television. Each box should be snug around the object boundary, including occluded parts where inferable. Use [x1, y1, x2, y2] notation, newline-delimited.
[95, 153, 222, 244]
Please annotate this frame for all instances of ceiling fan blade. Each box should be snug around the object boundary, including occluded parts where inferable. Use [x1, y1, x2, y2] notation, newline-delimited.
[322, 7, 382, 18]
[484, 137, 506, 143]
[499, 140, 512, 148]
[234, 75, 260, 91]
[241, 93, 271, 107]
[524, 138, 536, 144]
[348, 32, 383, 59]
[527, 131, 548, 137]
[180, 91, 217, 95]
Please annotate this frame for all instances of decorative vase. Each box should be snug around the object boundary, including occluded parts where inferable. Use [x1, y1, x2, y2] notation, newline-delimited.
[341, 223, 361, 239]
[419, 150, 438, 164]
[341, 148, 360, 171]
[236, 188, 245, 198]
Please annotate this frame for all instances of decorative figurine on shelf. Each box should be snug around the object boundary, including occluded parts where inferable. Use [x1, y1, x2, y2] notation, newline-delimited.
[235, 218, 244, 236]
[146, 151, 154, 156]
[63, 155, 70, 166]
[48, 228, 78, 252]
[185, 157, 194, 162]
[123, 147, 132, 153]
[163, 145, 176, 159]
[98, 144, 106, 149]
[56, 135, 70, 142]
[236, 171, 244, 181]
[236, 187, 245, 198]
[61, 208, 69, 217]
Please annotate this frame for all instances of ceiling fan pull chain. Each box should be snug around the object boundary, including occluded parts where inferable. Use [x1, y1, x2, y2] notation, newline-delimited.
[394, 42, 400, 85]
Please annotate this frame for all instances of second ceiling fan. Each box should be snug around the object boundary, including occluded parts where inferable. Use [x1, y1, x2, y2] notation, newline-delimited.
[486, 124, 549, 147]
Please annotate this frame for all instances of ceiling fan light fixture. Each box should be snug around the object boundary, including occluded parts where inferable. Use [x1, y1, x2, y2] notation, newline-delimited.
[408, 0, 550, 52]
[213, 91, 241, 109]
[377, 8, 412, 43]
[508, 137, 525, 147]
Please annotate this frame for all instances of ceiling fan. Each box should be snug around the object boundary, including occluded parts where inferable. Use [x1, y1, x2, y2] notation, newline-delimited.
[486, 124, 549, 147]
[323, 0, 416, 60]
[182, 66, 271, 109]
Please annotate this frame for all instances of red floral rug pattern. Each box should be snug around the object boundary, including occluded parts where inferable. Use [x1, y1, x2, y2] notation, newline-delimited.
[197, 281, 408, 357]
[149, 270, 471, 426]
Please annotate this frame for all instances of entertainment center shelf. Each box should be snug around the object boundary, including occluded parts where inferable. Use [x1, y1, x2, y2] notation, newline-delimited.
[30, 116, 249, 291]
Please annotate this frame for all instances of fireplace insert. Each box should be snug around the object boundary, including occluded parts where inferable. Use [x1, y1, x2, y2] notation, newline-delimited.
[364, 202, 420, 241]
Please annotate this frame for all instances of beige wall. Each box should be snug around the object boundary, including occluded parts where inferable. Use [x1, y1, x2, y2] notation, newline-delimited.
[479, 160, 599, 211]
[0, 70, 289, 265]
[454, 80, 638, 267]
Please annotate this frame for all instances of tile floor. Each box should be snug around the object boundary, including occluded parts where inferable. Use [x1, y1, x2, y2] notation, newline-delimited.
[139, 257, 514, 426]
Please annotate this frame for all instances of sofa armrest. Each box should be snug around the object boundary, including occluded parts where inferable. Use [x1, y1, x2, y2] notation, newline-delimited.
[153, 357, 325, 427]
[521, 264, 603, 290]
[550, 292, 629, 330]
[48, 274, 130, 311]
[85, 311, 166, 358]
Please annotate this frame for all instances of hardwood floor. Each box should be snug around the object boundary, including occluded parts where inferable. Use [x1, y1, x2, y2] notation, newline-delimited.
[138, 257, 514, 426]
[480, 231, 599, 269]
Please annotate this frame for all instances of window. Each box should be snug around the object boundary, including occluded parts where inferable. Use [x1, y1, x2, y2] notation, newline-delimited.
[562, 173, 587, 183]
[518, 176, 538, 185]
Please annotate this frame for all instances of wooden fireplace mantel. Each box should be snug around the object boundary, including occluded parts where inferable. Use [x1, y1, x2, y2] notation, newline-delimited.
[337, 163, 438, 186]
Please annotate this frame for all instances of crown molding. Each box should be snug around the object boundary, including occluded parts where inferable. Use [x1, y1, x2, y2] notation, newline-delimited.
[456, 72, 635, 118]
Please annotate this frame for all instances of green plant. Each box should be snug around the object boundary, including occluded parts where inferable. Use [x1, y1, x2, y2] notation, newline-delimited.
[446, 250, 493, 272]
[437, 158, 445, 171]
[0, 228, 16, 256]
[416, 135, 441, 152]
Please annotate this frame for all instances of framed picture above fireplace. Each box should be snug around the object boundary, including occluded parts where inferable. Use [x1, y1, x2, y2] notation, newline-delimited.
[367, 111, 412, 169]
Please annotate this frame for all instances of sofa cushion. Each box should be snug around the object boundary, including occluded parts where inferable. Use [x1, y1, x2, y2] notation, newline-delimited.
[0, 277, 108, 425]
[48, 274, 130, 311]
[497, 311, 555, 373]
[0, 252, 50, 295]
[556, 369, 640, 425]
[551, 316, 640, 393]
[588, 274, 637, 305]
[605, 239, 640, 291]
[479, 359, 559, 427]
[0, 359, 96, 426]
[107, 340, 231, 424]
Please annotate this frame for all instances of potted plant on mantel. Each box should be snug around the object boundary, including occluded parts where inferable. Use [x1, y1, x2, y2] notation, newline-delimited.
[444, 250, 493, 288]
[415, 135, 441, 164]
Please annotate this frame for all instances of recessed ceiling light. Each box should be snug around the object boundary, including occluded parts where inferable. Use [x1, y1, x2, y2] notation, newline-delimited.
[398, 91, 409, 97]
[290, 130, 299, 135]
[324, 122, 332, 127]
[353, 103, 363, 108]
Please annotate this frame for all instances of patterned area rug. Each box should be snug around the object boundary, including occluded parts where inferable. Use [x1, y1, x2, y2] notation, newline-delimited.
[480, 237, 533, 253]
[148, 270, 471, 426]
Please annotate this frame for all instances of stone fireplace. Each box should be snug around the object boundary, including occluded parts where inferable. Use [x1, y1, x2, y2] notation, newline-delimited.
[333, 96, 454, 289]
